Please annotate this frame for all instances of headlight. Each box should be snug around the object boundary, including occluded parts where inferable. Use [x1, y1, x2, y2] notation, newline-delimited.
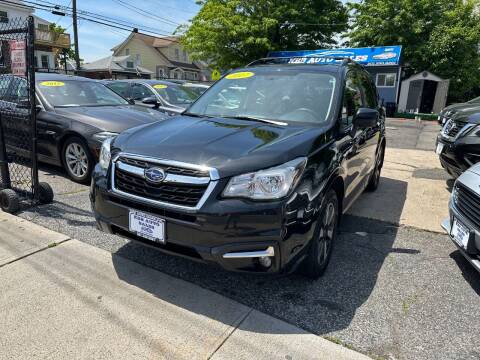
[93, 131, 119, 142]
[223, 157, 307, 200]
[99, 137, 113, 170]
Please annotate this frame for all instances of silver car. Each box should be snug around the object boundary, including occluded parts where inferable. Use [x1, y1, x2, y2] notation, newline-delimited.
[442, 163, 480, 273]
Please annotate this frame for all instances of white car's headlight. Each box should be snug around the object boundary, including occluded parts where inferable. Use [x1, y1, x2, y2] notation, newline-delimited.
[223, 157, 307, 200]
[99, 137, 113, 170]
[93, 131, 119, 142]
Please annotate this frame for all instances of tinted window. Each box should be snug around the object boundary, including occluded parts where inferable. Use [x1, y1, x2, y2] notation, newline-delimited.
[342, 71, 364, 127]
[188, 69, 338, 123]
[153, 84, 198, 106]
[107, 82, 130, 98]
[361, 73, 377, 109]
[38, 80, 129, 107]
[131, 84, 154, 100]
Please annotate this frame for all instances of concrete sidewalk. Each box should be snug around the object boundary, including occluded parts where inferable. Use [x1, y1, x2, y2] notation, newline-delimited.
[0, 211, 369, 360]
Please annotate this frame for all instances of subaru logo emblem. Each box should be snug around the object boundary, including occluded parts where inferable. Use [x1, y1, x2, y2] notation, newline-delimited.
[144, 167, 166, 184]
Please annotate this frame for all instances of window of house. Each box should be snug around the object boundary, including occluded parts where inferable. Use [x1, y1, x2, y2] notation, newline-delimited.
[125, 48, 130, 55]
[376, 73, 396, 87]
[135, 54, 141, 66]
[175, 48, 179, 60]
[183, 50, 187, 62]
[37, 23, 49, 31]
[126, 61, 134, 68]
[41, 55, 49, 69]
[0, 11, 8, 23]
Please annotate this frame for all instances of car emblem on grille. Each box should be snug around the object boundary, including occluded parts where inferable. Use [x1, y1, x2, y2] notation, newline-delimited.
[144, 167, 166, 184]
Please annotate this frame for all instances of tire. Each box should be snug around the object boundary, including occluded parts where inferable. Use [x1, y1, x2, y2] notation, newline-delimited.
[38, 182, 54, 204]
[0, 189, 20, 214]
[301, 189, 339, 279]
[62, 137, 93, 184]
[366, 143, 385, 192]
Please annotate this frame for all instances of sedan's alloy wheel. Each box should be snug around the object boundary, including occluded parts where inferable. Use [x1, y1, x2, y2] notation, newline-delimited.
[65, 142, 89, 179]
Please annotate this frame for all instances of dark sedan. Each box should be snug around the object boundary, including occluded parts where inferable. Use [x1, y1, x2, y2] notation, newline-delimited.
[0, 73, 167, 183]
[105, 79, 199, 116]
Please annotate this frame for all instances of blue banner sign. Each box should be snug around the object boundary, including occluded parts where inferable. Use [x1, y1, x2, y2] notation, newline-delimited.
[268, 46, 402, 66]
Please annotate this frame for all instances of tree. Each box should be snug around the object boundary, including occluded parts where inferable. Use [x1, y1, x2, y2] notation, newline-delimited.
[179, 0, 348, 69]
[347, 0, 480, 102]
[49, 23, 82, 67]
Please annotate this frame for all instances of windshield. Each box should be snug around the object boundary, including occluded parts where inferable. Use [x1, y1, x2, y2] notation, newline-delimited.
[152, 84, 198, 106]
[38, 80, 129, 107]
[187, 69, 338, 123]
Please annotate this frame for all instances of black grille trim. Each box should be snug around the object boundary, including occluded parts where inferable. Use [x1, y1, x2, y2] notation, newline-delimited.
[456, 184, 480, 229]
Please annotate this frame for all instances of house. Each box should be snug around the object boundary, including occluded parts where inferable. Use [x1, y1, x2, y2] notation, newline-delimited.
[0, 0, 71, 71]
[111, 31, 211, 81]
[79, 55, 153, 79]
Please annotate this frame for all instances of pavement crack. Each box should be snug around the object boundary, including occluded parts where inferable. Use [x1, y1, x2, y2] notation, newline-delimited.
[207, 308, 253, 359]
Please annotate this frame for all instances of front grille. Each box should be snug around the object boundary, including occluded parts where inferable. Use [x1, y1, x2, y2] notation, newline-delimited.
[442, 120, 467, 139]
[118, 156, 209, 177]
[455, 184, 480, 229]
[112, 155, 213, 208]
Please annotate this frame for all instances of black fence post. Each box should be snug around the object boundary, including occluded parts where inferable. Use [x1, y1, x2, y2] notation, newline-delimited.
[27, 16, 39, 201]
[0, 113, 11, 189]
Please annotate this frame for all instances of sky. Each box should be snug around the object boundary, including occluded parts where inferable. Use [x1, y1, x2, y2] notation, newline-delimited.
[34, 0, 201, 62]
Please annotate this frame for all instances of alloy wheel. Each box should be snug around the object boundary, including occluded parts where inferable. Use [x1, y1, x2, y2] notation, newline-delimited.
[65, 142, 89, 179]
[317, 201, 336, 266]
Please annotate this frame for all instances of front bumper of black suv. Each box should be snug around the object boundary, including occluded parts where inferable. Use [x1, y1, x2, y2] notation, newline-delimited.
[90, 165, 318, 274]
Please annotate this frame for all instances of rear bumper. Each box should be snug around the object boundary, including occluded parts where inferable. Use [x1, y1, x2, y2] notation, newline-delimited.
[90, 166, 317, 274]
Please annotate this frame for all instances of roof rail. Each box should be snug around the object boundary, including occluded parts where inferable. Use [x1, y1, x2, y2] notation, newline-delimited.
[247, 55, 359, 67]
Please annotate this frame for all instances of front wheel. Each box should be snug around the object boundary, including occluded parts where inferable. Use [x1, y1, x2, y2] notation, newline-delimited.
[62, 137, 93, 184]
[301, 189, 339, 279]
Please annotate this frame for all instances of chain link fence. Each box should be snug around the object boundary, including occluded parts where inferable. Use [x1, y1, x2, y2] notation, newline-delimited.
[0, 16, 48, 212]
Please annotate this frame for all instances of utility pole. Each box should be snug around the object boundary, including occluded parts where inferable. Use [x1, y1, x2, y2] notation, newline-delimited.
[72, 0, 80, 71]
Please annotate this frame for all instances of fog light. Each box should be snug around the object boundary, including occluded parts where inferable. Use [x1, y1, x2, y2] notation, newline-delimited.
[259, 256, 272, 268]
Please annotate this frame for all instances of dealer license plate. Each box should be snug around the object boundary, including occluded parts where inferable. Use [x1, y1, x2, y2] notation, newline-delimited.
[129, 210, 165, 244]
[436, 143, 444, 155]
[451, 217, 469, 248]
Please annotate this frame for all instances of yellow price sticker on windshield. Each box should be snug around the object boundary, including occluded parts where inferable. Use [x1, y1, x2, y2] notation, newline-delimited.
[225, 71, 254, 80]
[153, 84, 168, 89]
[40, 81, 65, 87]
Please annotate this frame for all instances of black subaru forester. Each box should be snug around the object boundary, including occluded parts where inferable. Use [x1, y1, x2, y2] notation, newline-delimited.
[90, 57, 386, 278]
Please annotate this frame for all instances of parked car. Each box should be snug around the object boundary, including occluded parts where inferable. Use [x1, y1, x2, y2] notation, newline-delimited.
[438, 96, 480, 125]
[442, 163, 480, 273]
[0, 73, 167, 183]
[90, 58, 386, 278]
[436, 107, 480, 178]
[105, 79, 199, 116]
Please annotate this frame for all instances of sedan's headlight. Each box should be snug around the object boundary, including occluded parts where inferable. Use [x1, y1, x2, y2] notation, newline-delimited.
[223, 157, 307, 200]
[93, 131, 119, 142]
[99, 137, 113, 170]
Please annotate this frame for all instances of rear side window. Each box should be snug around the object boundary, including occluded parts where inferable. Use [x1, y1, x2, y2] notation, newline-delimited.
[361, 73, 378, 109]
[342, 71, 364, 127]
[107, 82, 130, 98]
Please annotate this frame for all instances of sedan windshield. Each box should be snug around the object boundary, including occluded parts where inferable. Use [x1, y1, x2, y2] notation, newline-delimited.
[187, 69, 338, 123]
[38, 80, 129, 107]
[153, 84, 198, 106]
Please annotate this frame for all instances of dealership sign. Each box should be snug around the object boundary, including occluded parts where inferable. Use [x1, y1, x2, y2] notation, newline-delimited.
[10, 40, 26, 75]
[268, 46, 402, 66]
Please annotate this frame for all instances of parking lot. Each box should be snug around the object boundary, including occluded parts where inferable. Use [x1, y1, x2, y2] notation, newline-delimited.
[18, 118, 480, 360]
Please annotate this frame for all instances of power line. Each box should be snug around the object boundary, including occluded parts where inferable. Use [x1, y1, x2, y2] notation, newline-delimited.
[111, 0, 180, 27]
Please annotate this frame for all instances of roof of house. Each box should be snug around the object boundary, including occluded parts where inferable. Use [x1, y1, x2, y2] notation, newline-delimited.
[82, 55, 153, 74]
[168, 60, 200, 71]
[111, 32, 179, 52]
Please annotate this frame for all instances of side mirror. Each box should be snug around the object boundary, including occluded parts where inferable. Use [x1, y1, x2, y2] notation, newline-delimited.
[127, 98, 135, 105]
[142, 96, 159, 106]
[354, 108, 378, 128]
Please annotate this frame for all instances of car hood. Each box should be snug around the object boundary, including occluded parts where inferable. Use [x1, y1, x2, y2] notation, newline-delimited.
[467, 162, 480, 176]
[451, 106, 480, 124]
[54, 105, 167, 133]
[113, 115, 331, 178]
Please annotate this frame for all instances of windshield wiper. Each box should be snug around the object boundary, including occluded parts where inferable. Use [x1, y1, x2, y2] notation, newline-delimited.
[182, 112, 214, 118]
[226, 115, 287, 126]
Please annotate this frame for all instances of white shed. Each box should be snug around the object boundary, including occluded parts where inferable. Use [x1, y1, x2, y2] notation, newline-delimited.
[397, 71, 450, 114]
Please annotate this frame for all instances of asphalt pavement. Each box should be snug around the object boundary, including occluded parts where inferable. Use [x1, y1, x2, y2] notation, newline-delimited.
[18, 119, 480, 360]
